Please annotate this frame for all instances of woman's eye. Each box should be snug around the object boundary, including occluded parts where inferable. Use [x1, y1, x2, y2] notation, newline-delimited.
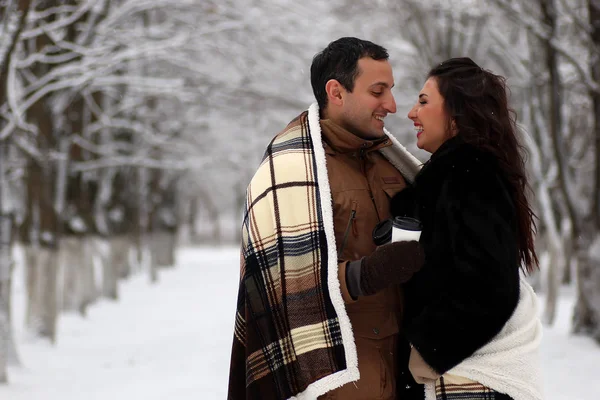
[419, 101, 426, 105]
[372, 92, 382, 96]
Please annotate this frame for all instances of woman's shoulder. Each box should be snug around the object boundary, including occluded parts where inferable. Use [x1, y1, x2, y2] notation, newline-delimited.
[418, 137, 501, 188]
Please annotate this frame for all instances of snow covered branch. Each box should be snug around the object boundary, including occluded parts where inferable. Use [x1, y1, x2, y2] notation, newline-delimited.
[490, 0, 600, 93]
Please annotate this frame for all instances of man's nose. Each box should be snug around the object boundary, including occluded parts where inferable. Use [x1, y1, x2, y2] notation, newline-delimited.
[385, 94, 397, 114]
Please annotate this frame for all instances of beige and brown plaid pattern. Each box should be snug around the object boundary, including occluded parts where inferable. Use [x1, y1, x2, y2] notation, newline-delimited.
[435, 374, 512, 400]
[228, 112, 348, 400]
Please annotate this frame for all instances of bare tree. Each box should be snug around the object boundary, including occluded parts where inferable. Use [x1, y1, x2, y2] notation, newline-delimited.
[488, 0, 600, 337]
[0, 0, 32, 380]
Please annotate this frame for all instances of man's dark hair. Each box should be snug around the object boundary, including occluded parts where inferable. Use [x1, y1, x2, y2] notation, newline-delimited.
[310, 37, 389, 111]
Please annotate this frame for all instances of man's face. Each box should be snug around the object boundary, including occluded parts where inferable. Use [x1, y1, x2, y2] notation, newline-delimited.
[338, 57, 397, 139]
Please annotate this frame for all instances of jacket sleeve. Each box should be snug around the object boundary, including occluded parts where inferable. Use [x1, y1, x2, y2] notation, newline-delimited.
[338, 261, 359, 304]
[406, 171, 521, 374]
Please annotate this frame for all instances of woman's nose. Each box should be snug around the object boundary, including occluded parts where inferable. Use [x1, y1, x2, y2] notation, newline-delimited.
[407, 104, 417, 120]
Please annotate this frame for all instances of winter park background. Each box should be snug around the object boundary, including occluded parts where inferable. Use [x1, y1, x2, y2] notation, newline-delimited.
[1, 0, 600, 399]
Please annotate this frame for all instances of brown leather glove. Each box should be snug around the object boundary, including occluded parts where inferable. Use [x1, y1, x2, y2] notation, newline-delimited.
[350, 240, 424, 296]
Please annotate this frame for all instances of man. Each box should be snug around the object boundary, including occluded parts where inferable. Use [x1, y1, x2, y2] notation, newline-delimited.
[228, 37, 424, 400]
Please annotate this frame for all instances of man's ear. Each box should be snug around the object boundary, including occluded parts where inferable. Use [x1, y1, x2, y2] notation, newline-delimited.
[325, 79, 344, 106]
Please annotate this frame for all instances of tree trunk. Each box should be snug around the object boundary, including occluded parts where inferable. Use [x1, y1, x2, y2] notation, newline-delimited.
[543, 238, 565, 325]
[6, 253, 19, 367]
[151, 178, 178, 267]
[0, 291, 6, 384]
[80, 236, 98, 316]
[572, 0, 600, 342]
[41, 248, 59, 343]
[521, 93, 567, 320]
[109, 235, 131, 280]
[0, 216, 11, 384]
[573, 231, 600, 341]
[196, 191, 221, 244]
[0, 0, 32, 380]
[24, 245, 39, 330]
[561, 220, 574, 284]
[591, 0, 600, 228]
[137, 168, 156, 282]
[94, 237, 118, 300]
[59, 237, 86, 314]
[0, 139, 19, 380]
[152, 230, 177, 268]
[26, 246, 59, 343]
[23, 136, 60, 342]
[0, 0, 32, 105]
[187, 197, 199, 244]
[147, 234, 158, 283]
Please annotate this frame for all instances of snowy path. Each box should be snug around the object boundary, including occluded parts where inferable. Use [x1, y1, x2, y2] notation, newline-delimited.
[2, 248, 239, 400]
[1, 247, 599, 399]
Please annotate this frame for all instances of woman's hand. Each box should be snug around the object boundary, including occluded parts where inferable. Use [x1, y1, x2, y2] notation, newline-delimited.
[408, 346, 441, 384]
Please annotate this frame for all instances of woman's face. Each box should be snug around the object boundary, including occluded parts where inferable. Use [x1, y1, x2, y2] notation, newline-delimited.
[407, 77, 454, 154]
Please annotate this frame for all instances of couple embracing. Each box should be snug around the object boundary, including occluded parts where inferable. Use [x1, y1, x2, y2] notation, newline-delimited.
[227, 37, 542, 400]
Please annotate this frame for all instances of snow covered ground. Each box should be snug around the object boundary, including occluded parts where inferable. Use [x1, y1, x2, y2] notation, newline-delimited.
[1, 247, 598, 399]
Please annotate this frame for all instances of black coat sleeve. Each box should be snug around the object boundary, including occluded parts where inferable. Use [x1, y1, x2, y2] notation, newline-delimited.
[406, 170, 521, 374]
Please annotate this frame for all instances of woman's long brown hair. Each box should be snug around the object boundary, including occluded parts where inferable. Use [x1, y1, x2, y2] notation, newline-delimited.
[428, 57, 539, 274]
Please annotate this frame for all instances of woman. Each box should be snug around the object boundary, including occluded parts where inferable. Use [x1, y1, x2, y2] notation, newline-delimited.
[393, 58, 543, 400]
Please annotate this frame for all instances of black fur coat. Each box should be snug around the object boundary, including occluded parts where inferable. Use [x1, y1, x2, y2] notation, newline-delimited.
[392, 136, 521, 378]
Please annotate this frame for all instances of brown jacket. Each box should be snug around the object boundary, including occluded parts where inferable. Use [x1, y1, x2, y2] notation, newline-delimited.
[318, 120, 408, 400]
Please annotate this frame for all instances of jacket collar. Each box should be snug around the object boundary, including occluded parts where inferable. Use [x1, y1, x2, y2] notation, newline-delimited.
[320, 119, 391, 155]
[429, 135, 465, 162]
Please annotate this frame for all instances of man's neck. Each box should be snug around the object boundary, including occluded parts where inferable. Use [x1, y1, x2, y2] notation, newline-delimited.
[325, 118, 385, 141]
[321, 108, 382, 141]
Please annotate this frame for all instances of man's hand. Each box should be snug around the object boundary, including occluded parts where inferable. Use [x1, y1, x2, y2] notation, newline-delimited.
[359, 240, 424, 296]
[408, 346, 441, 384]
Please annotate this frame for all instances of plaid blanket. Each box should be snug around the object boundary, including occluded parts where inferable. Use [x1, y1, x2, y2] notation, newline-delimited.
[434, 375, 513, 400]
[228, 103, 420, 399]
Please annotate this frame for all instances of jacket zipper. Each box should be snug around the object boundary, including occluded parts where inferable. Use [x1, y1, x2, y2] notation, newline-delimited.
[338, 209, 356, 259]
[359, 149, 381, 222]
